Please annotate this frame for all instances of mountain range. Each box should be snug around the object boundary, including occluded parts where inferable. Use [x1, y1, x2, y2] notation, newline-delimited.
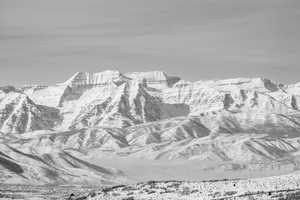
[1, 70, 300, 185]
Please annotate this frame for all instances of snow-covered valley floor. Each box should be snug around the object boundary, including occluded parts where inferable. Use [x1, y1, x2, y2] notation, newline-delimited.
[1, 172, 300, 200]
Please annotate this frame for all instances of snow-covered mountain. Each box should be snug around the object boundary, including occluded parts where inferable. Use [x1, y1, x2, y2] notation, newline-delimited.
[2, 70, 300, 185]
[0, 87, 60, 134]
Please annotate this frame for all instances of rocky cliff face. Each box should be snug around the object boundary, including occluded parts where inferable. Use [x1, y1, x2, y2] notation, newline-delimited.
[0, 89, 60, 134]
[19, 71, 300, 132]
[2, 71, 300, 184]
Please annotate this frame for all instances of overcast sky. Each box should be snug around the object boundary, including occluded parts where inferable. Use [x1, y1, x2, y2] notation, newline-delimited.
[0, 0, 299, 85]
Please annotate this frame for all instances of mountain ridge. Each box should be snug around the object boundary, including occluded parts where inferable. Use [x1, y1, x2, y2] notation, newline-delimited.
[2, 70, 300, 185]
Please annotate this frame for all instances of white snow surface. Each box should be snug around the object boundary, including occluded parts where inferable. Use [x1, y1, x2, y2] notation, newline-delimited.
[1, 71, 300, 185]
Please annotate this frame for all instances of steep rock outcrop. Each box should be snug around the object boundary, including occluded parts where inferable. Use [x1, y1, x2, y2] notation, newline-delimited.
[0, 91, 60, 134]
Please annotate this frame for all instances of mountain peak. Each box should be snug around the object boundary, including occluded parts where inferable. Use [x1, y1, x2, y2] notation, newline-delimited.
[0, 91, 60, 134]
[62, 70, 181, 89]
[201, 77, 280, 92]
[125, 71, 180, 88]
[0, 85, 19, 94]
[2, 70, 300, 186]
[63, 70, 125, 87]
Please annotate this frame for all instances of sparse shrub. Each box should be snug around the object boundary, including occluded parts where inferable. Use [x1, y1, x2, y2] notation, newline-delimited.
[121, 186, 135, 191]
[146, 190, 155, 194]
[168, 182, 181, 189]
[191, 189, 199, 194]
[224, 191, 237, 196]
[213, 192, 221, 197]
[122, 197, 134, 200]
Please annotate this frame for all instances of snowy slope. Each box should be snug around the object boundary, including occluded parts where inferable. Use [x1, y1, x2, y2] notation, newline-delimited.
[2, 71, 300, 184]
[0, 142, 126, 185]
[0, 88, 60, 134]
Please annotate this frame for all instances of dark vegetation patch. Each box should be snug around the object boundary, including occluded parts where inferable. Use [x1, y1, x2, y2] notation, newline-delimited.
[0, 156, 23, 174]
[43, 168, 59, 180]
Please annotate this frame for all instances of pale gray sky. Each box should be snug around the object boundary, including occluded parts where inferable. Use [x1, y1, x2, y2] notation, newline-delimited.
[0, 0, 299, 85]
